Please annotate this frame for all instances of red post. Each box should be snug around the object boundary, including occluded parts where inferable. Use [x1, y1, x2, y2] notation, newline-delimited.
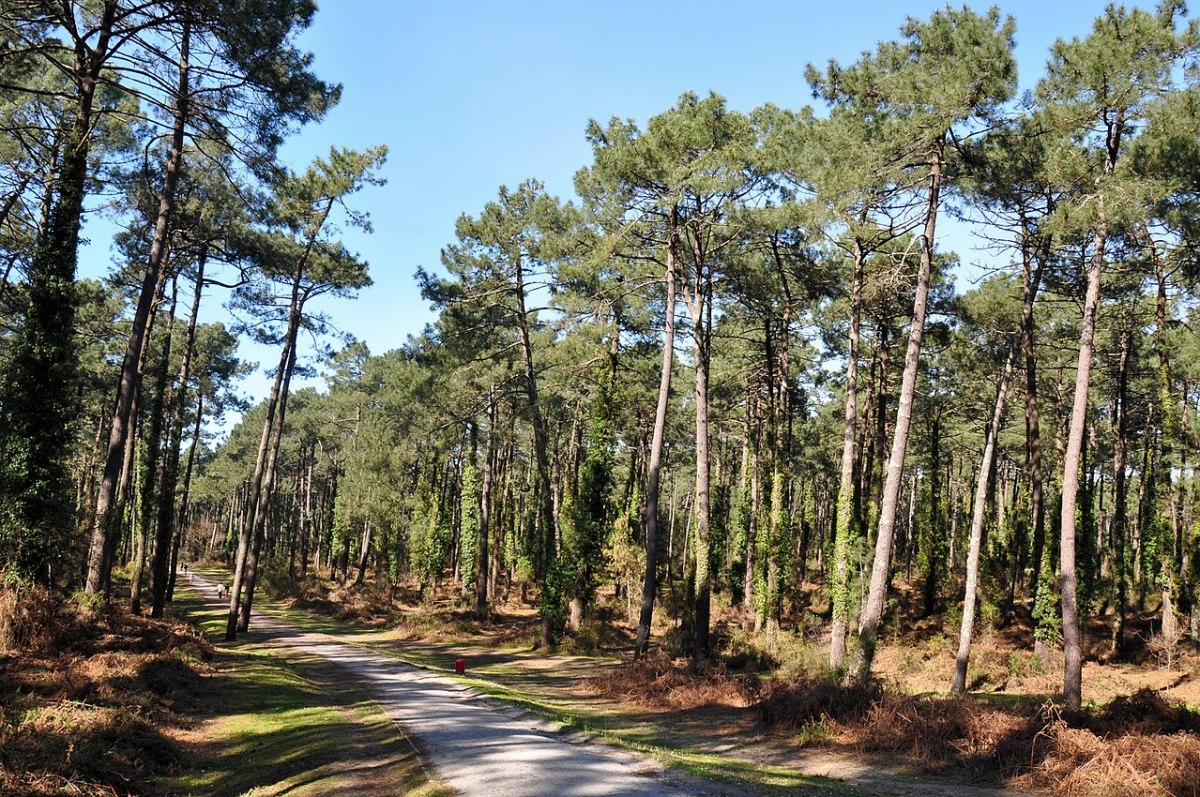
[454, 657, 465, 674]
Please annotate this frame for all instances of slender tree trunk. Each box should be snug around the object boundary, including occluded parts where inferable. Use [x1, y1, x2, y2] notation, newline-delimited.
[1060, 227, 1105, 712]
[830, 242, 864, 669]
[635, 209, 679, 658]
[354, 519, 373, 586]
[133, 283, 178, 614]
[855, 138, 944, 682]
[867, 325, 891, 536]
[508, 257, 557, 648]
[923, 407, 943, 617]
[226, 276, 306, 639]
[237, 336, 301, 632]
[476, 384, 496, 614]
[1021, 232, 1046, 604]
[952, 349, 1014, 696]
[298, 451, 313, 575]
[685, 243, 713, 660]
[101, 303, 159, 598]
[745, 423, 761, 616]
[151, 245, 205, 617]
[167, 395, 203, 602]
[1149, 231, 1179, 659]
[1111, 310, 1132, 655]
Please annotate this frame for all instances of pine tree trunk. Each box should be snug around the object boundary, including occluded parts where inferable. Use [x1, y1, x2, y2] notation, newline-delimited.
[1020, 232, 1046, 604]
[139, 282, 178, 617]
[226, 268, 305, 639]
[86, 21, 190, 595]
[634, 209, 678, 658]
[1111, 311, 1132, 655]
[952, 349, 1014, 696]
[151, 244, 205, 617]
[746, 429, 761, 619]
[686, 247, 713, 660]
[1060, 227, 1105, 712]
[830, 243, 864, 669]
[167, 395, 203, 602]
[855, 137, 944, 682]
[297, 451, 311, 575]
[1150, 235, 1179, 660]
[238, 338, 301, 632]
[476, 384, 496, 615]
[355, 519, 373, 587]
[508, 256, 556, 648]
[923, 408, 943, 617]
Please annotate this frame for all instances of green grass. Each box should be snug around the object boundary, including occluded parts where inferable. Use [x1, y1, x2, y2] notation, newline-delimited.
[166, 585, 450, 797]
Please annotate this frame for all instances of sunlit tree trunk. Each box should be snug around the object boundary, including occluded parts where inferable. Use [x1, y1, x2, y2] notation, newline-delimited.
[855, 137, 944, 681]
[1110, 310, 1132, 655]
[1060, 227, 1105, 711]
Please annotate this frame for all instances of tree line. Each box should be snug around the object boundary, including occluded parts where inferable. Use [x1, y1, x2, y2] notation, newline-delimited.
[3, 3, 1200, 714]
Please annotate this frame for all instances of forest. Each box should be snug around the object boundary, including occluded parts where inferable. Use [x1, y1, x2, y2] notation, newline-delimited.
[3, 2, 1200, 795]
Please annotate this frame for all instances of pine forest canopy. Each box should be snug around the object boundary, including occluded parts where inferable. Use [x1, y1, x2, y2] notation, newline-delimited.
[1, 1, 1200, 712]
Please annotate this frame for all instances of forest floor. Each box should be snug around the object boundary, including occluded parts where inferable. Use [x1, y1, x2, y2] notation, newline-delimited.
[233, 569, 1200, 797]
[8, 569, 1196, 796]
[0, 579, 448, 796]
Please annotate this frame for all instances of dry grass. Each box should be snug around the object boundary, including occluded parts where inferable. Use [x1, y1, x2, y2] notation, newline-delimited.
[0, 589, 210, 796]
[0, 581, 61, 654]
[756, 680, 1200, 796]
[582, 650, 759, 710]
[1007, 696, 1200, 796]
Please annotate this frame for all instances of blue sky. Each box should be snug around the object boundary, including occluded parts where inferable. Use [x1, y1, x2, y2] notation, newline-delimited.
[82, 0, 1152, 410]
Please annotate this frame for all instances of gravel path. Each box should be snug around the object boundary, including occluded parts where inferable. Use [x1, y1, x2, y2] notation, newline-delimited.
[186, 574, 743, 796]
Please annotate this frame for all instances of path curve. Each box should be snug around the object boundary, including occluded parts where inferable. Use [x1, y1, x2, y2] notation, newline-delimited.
[186, 574, 735, 796]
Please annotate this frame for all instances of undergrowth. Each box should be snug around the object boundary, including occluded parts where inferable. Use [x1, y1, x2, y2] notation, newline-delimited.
[586, 647, 1200, 796]
[583, 650, 760, 709]
[0, 583, 210, 796]
[759, 680, 1200, 796]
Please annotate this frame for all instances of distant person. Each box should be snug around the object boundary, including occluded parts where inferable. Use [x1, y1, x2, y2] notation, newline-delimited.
[217, 583, 227, 600]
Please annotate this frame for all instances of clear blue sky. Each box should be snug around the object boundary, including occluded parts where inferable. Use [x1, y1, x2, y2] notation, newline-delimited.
[83, 0, 1152, 410]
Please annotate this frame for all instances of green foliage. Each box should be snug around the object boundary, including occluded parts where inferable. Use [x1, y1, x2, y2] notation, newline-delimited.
[807, 6, 1017, 142]
[457, 459, 480, 599]
[830, 488, 859, 628]
[412, 493, 452, 596]
[917, 475, 947, 612]
[756, 470, 791, 626]
[562, 394, 616, 615]
[1032, 540, 1060, 644]
[728, 476, 752, 601]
